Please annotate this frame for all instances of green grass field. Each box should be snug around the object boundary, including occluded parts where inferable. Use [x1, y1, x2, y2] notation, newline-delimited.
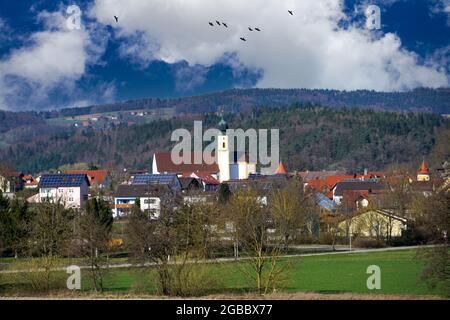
[1, 249, 447, 297]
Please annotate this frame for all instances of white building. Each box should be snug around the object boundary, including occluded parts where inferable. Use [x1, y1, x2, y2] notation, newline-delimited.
[38, 174, 90, 209]
[216, 119, 257, 182]
[152, 119, 257, 183]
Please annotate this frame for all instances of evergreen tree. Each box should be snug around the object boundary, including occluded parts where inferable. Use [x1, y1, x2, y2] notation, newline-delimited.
[218, 184, 231, 204]
[0, 194, 30, 257]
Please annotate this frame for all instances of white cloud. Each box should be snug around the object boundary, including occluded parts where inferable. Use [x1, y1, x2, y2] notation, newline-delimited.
[429, 0, 450, 26]
[439, 0, 450, 25]
[174, 63, 208, 92]
[117, 31, 160, 68]
[91, 0, 448, 91]
[0, 18, 13, 43]
[0, 8, 111, 110]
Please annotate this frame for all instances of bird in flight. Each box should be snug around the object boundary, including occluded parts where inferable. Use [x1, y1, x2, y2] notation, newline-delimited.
[216, 20, 221, 25]
[248, 27, 253, 31]
[209, 22, 214, 26]
[255, 27, 261, 32]
[240, 37, 247, 42]
[288, 10, 294, 15]
[114, 15, 119, 23]
[223, 22, 228, 28]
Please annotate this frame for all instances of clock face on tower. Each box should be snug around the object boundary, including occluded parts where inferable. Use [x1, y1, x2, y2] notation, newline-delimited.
[218, 135, 228, 151]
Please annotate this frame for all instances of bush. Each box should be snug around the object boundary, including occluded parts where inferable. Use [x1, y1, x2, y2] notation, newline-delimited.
[155, 261, 225, 297]
[5, 257, 66, 294]
[352, 237, 387, 249]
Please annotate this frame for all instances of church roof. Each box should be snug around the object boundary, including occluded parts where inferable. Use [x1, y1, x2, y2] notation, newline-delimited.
[275, 162, 287, 175]
[418, 160, 430, 174]
[154, 152, 219, 174]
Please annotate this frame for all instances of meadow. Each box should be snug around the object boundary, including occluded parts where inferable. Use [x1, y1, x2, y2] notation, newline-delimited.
[1, 249, 446, 298]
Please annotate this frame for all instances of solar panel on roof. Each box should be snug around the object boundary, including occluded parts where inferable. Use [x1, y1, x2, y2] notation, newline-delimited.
[132, 174, 178, 185]
[39, 174, 87, 188]
[316, 193, 336, 212]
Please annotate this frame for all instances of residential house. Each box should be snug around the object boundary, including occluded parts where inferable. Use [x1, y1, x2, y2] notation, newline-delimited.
[113, 184, 171, 218]
[0, 171, 24, 193]
[305, 175, 355, 197]
[38, 174, 90, 209]
[131, 173, 182, 192]
[23, 175, 39, 189]
[66, 170, 110, 189]
[296, 171, 347, 182]
[332, 180, 386, 205]
[189, 172, 220, 192]
[316, 193, 337, 215]
[179, 177, 203, 192]
[339, 209, 408, 238]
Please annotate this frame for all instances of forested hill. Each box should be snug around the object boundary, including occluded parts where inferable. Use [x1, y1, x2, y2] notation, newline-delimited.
[46, 87, 450, 117]
[2, 105, 448, 174]
[1, 88, 449, 134]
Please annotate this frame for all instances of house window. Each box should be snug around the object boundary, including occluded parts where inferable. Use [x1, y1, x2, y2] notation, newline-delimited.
[69, 197, 74, 202]
[69, 189, 74, 193]
[59, 189, 63, 193]
[144, 199, 156, 205]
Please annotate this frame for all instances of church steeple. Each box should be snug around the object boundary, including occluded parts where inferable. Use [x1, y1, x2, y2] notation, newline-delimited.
[217, 117, 230, 182]
[417, 159, 430, 182]
[218, 117, 228, 134]
[275, 162, 287, 175]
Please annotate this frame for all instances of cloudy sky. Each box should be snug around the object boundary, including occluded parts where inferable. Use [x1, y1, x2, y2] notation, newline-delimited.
[0, 0, 449, 111]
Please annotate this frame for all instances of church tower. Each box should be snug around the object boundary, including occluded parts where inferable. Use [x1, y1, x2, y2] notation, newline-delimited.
[217, 118, 230, 182]
[417, 159, 431, 182]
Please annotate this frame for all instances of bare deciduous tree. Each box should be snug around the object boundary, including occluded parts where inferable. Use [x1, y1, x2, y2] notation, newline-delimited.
[76, 198, 113, 292]
[228, 187, 289, 294]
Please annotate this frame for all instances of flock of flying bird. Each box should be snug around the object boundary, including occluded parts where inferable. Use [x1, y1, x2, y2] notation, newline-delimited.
[209, 10, 294, 42]
[112, 10, 295, 43]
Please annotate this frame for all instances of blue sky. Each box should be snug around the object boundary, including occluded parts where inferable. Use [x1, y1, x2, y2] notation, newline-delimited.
[0, 0, 449, 111]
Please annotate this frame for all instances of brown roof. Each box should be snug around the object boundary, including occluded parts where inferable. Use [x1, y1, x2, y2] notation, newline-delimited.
[115, 184, 170, 198]
[178, 177, 202, 190]
[154, 152, 219, 174]
[66, 170, 108, 185]
[190, 172, 220, 185]
[296, 171, 347, 181]
[306, 175, 355, 194]
[334, 180, 386, 197]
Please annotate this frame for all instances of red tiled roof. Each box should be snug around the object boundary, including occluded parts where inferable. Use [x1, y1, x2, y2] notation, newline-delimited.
[23, 175, 38, 186]
[306, 175, 355, 198]
[66, 170, 108, 185]
[325, 175, 355, 189]
[190, 172, 220, 185]
[367, 172, 386, 177]
[154, 152, 219, 174]
[295, 171, 347, 181]
[307, 179, 329, 191]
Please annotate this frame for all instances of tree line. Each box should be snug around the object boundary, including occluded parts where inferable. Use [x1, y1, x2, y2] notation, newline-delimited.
[2, 104, 448, 174]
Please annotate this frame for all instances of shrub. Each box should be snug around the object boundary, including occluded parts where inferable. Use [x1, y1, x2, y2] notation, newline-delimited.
[352, 237, 387, 248]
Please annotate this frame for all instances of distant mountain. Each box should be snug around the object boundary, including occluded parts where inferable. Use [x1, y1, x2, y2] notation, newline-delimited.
[1, 88, 449, 134]
[48, 87, 450, 117]
[1, 104, 448, 174]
